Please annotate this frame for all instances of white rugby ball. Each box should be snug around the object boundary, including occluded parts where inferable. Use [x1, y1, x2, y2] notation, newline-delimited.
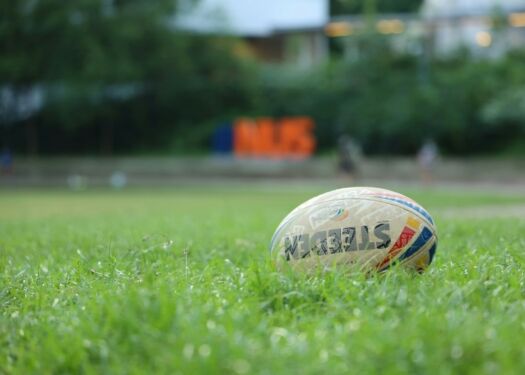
[270, 187, 437, 273]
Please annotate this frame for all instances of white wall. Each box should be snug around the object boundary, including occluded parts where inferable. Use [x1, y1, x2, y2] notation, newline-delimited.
[175, 0, 329, 36]
[421, 0, 525, 57]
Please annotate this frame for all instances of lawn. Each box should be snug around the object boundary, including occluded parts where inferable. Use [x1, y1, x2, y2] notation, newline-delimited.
[1, 186, 525, 374]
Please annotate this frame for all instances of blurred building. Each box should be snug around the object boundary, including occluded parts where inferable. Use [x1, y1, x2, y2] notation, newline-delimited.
[422, 0, 525, 57]
[326, 0, 525, 59]
[176, 0, 525, 65]
[174, 0, 329, 67]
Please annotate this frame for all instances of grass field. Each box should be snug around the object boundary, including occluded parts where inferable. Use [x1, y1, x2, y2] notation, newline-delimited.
[1, 186, 525, 374]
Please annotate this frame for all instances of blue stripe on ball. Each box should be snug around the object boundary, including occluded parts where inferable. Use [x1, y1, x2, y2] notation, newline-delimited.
[398, 226, 434, 262]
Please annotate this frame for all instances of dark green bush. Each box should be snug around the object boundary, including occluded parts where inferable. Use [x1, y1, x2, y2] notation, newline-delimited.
[256, 46, 525, 155]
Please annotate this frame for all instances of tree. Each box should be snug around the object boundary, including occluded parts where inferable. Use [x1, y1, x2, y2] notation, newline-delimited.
[0, 0, 176, 154]
[1, 0, 260, 155]
[330, 0, 423, 15]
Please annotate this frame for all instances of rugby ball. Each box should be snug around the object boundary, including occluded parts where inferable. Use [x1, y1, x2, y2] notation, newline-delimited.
[270, 187, 437, 273]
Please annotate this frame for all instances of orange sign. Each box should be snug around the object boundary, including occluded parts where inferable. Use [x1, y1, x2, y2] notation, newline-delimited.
[233, 117, 316, 159]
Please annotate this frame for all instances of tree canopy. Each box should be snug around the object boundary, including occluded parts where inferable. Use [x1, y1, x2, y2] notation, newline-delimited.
[0, 0, 257, 153]
[330, 0, 424, 15]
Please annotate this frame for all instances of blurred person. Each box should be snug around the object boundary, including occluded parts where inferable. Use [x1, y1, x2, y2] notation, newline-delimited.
[337, 135, 362, 182]
[1, 146, 13, 175]
[417, 139, 439, 185]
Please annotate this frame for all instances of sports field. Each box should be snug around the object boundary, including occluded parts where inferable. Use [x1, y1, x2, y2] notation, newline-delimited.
[1, 186, 525, 374]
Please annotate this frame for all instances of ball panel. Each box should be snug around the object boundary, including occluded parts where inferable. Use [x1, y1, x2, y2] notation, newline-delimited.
[376, 225, 435, 272]
[396, 237, 437, 272]
[428, 242, 437, 265]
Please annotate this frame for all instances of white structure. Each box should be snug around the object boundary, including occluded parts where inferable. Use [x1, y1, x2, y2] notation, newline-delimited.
[176, 0, 525, 64]
[175, 0, 329, 66]
[422, 0, 525, 57]
[422, 0, 525, 18]
[325, 0, 525, 59]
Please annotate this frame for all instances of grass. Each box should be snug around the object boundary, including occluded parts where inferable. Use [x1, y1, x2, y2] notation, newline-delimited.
[1, 186, 525, 374]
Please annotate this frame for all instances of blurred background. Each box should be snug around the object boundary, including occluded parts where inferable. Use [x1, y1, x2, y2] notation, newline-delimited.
[1, 0, 524, 188]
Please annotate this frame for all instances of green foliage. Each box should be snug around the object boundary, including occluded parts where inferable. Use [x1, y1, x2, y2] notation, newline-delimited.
[1, 0, 258, 153]
[330, 0, 424, 15]
[480, 87, 525, 155]
[1, 187, 525, 373]
[482, 88, 525, 129]
[256, 43, 525, 155]
[0, 0, 176, 83]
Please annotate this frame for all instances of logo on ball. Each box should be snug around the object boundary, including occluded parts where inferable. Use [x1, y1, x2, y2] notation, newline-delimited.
[283, 222, 391, 260]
